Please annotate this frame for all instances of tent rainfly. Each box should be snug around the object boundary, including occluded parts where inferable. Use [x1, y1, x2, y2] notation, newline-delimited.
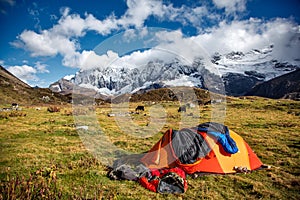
[141, 122, 263, 174]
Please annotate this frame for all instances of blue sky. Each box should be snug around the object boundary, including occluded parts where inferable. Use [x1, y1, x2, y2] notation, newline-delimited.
[0, 0, 299, 87]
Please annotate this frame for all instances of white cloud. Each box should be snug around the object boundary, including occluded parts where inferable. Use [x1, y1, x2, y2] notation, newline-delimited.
[85, 13, 118, 35]
[118, 49, 176, 68]
[86, 50, 119, 69]
[6, 62, 50, 84]
[7, 65, 38, 83]
[13, 30, 56, 56]
[112, 18, 300, 69]
[122, 27, 149, 43]
[12, 29, 79, 57]
[106, 32, 205, 69]
[212, 0, 247, 14]
[194, 19, 265, 54]
[193, 18, 300, 62]
[63, 50, 120, 70]
[261, 19, 300, 62]
[35, 61, 49, 73]
[54, 16, 86, 37]
[11, 6, 120, 68]
[11, 1, 212, 64]
[11, 0, 300, 71]
[160, 4, 212, 28]
[11, 1, 216, 69]
[62, 17, 300, 70]
[27, 2, 42, 30]
[118, 0, 164, 28]
[152, 30, 212, 65]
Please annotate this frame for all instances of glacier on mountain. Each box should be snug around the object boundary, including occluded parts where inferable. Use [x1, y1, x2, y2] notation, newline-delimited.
[213, 45, 298, 80]
[50, 45, 299, 96]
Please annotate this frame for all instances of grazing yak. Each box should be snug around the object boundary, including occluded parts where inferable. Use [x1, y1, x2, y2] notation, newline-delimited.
[178, 105, 186, 112]
[135, 105, 145, 112]
[11, 103, 18, 109]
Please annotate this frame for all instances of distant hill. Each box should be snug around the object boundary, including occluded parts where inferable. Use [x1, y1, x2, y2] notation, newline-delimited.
[0, 65, 70, 105]
[101, 87, 222, 105]
[246, 69, 300, 100]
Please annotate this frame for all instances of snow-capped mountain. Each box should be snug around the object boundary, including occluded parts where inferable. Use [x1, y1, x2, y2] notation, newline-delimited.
[72, 59, 212, 96]
[49, 75, 75, 95]
[213, 45, 298, 80]
[50, 45, 299, 97]
[213, 45, 299, 95]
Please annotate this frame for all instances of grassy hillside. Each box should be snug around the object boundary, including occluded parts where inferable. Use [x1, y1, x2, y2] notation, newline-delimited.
[0, 97, 299, 199]
[0, 65, 70, 105]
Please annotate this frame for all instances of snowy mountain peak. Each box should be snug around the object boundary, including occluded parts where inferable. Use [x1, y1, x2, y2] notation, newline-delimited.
[73, 59, 208, 96]
[50, 45, 299, 97]
[63, 74, 75, 81]
[214, 45, 299, 81]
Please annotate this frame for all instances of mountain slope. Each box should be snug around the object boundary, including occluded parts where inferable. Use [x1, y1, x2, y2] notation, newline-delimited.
[246, 69, 300, 100]
[0, 65, 31, 89]
[49, 77, 75, 95]
[0, 65, 70, 105]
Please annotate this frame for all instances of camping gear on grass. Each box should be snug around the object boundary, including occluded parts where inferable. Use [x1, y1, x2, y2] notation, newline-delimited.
[108, 122, 265, 194]
[141, 122, 263, 174]
[139, 167, 188, 194]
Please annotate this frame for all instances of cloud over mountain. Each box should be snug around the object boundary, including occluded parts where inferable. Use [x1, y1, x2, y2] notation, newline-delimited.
[9, 0, 300, 73]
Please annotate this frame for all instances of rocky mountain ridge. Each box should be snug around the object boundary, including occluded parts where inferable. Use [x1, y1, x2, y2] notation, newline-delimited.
[49, 45, 299, 98]
[246, 69, 300, 100]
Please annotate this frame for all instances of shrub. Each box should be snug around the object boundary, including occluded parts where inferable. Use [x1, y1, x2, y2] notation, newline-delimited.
[0, 111, 26, 119]
[47, 106, 60, 113]
[0, 167, 62, 199]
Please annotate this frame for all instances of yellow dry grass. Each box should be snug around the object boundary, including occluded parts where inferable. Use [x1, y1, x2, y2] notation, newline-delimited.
[0, 97, 299, 199]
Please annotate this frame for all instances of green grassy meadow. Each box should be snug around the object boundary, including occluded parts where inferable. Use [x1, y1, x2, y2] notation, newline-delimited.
[0, 97, 299, 199]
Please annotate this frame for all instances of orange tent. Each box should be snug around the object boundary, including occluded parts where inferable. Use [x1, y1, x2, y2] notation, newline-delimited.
[141, 124, 263, 174]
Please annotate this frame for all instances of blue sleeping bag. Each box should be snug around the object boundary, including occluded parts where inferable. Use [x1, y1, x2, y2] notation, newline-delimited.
[197, 122, 238, 154]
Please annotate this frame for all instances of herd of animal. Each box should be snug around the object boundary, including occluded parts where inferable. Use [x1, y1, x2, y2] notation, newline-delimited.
[135, 102, 196, 113]
[1, 100, 216, 116]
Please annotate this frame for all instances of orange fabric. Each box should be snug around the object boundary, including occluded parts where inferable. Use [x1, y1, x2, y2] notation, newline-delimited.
[141, 128, 263, 174]
[244, 141, 263, 170]
[139, 177, 158, 192]
[140, 129, 177, 169]
[210, 131, 251, 173]
[181, 150, 224, 174]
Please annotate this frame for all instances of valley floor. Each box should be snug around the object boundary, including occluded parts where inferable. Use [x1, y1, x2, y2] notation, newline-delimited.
[0, 97, 299, 199]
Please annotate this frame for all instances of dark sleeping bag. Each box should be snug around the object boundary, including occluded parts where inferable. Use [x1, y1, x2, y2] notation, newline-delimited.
[171, 122, 238, 165]
[171, 128, 211, 164]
